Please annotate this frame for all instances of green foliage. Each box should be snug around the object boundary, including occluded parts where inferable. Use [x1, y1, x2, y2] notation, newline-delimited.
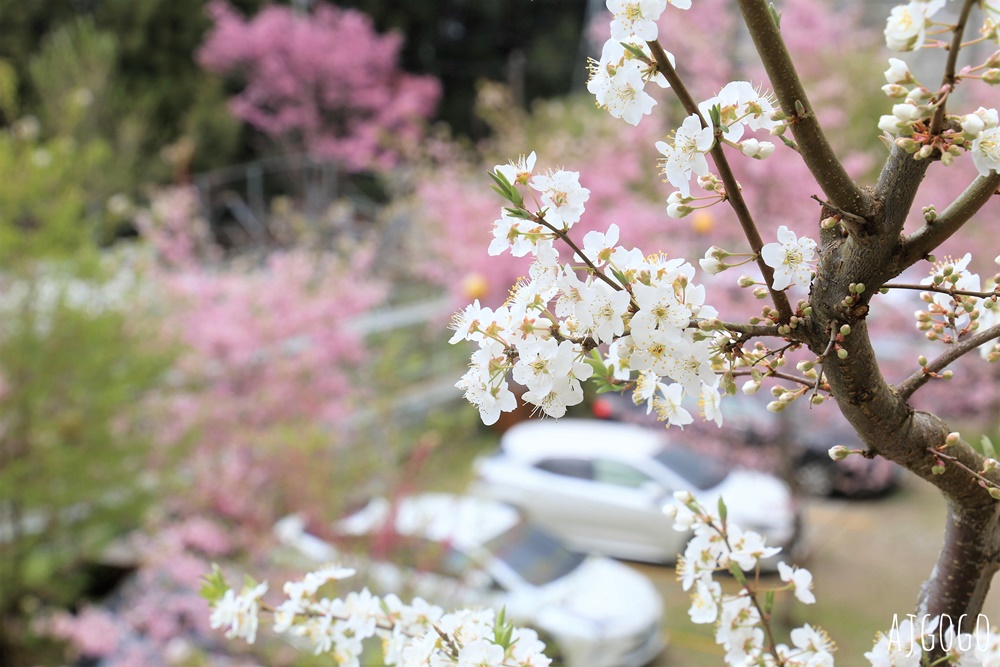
[0, 266, 176, 615]
[0, 126, 109, 268]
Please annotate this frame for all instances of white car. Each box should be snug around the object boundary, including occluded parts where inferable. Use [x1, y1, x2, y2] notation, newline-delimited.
[471, 419, 800, 566]
[275, 493, 664, 667]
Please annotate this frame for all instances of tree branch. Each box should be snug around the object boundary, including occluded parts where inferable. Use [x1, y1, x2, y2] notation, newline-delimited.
[896, 323, 1000, 400]
[902, 172, 1000, 267]
[881, 282, 1000, 299]
[736, 0, 874, 219]
[647, 40, 793, 322]
[929, 0, 978, 135]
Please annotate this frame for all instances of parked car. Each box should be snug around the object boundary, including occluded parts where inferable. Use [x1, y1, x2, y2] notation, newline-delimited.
[470, 418, 800, 566]
[591, 392, 900, 498]
[275, 493, 664, 667]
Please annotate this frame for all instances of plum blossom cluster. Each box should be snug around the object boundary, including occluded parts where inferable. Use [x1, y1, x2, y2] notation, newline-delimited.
[658, 81, 782, 216]
[883, 0, 947, 51]
[586, 0, 689, 125]
[667, 493, 834, 667]
[879, 62, 1000, 175]
[452, 154, 734, 426]
[914, 253, 1000, 360]
[202, 565, 551, 667]
[878, 3, 1000, 177]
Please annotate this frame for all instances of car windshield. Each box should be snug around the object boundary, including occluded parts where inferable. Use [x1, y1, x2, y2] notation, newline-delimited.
[484, 522, 586, 587]
[654, 447, 729, 490]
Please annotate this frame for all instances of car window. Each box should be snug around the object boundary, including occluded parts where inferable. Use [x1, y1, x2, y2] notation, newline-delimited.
[654, 447, 729, 490]
[535, 458, 593, 479]
[484, 522, 586, 587]
[593, 459, 655, 489]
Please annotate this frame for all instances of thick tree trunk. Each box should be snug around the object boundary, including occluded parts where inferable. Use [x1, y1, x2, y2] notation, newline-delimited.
[792, 145, 1000, 628]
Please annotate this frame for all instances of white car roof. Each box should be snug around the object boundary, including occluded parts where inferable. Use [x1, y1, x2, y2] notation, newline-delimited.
[337, 493, 521, 550]
[500, 418, 666, 462]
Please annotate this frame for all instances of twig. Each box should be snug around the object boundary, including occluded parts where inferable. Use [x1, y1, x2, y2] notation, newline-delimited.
[813, 326, 839, 396]
[929, 0, 978, 135]
[896, 323, 1000, 399]
[730, 368, 816, 389]
[810, 194, 867, 228]
[646, 40, 793, 323]
[902, 173, 1000, 267]
[736, 0, 873, 219]
[927, 447, 1000, 491]
[881, 283, 1000, 299]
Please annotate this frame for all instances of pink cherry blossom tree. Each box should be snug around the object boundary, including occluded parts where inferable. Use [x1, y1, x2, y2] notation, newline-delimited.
[197, 1, 441, 172]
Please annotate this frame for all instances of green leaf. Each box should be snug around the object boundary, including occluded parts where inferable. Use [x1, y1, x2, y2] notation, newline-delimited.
[487, 171, 514, 202]
[199, 564, 229, 603]
[620, 42, 648, 61]
[982, 435, 997, 460]
[717, 496, 728, 526]
[709, 104, 722, 130]
[768, 3, 782, 29]
[503, 207, 534, 220]
[728, 562, 747, 586]
[764, 590, 775, 615]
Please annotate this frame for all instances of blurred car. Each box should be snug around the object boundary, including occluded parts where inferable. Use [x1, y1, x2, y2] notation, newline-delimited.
[275, 493, 664, 667]
[591, 392, 900, 498]
[471, 419, 800, 566]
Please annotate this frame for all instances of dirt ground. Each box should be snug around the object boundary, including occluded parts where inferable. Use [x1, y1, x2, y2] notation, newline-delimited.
[631, 475, 1000, 666]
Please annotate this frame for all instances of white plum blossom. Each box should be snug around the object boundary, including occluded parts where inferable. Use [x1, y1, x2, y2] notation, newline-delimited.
[654, 382, 694, 427]
[529, 170, 590, 228]
[607, 0, 668, 41]
[604, 61, 658, 126]
[209, 581, 268, 644]
[972, 125, 1000, 176]
[699, 81, 779, 142]
[493, 151, 536, 185]
[778, 561, 816, 604]
[884, 57, 912, 84]
[631, 281, 691, 346]
[761, 225, 818, 291]
[579, 223, 620, 266]
[699, 381, 724, 426]
[489, 211, 544, 257]
[689, 578, 722, 624]
[884, 1, 945, 51]
[656, 114, 714, 197]
[633, 369, 667, 413]
[587, 39, 672, 125]
[582, 283, 632, 344]
[865, 619, 923, 667]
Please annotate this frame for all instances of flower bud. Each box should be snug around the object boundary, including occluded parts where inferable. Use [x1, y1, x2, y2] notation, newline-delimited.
[940, 151, 954, 167]
[882, 83, 910, 99]
[942, 370, 953, 379]
[915, 144, 935, 160]
[983, 458, 999, 473]
[737, 275, 756, 288]
[945, 432, 960, 447]
[766, 400, 785, 413]
[984, 69, 1000, 85]
[810, 393, 825, 405]
[837, 348, 849, 360]
[918, 355, 927, 366]
[828, 445, 850, 461]
[989, 487, 1000, 501]
[840, 324, 852, 336]
[820, 216, 840, 229]
[742, 380, 761, 395]
[753, 287, 769, 299]
[894, 136, 918, 153]
[932, 464, 946, 475]
[674, 490, 694, 505]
